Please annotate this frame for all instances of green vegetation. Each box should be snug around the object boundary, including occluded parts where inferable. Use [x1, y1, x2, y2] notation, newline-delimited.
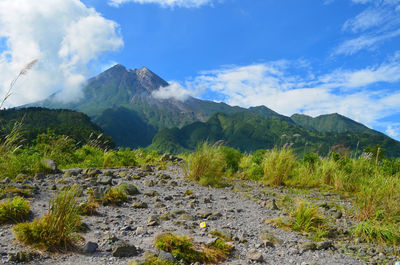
[0, 196, 31, 224]
[185, 143, 400, 245]
[154, 233, 233, 264]
[262, 148, 296, 185]
[151, 112, 400, 157]
[0, 130, 163, 180]
[0, 107, 113, 147]
[184, 142, 242, 187]
[13, 186, 83, 251]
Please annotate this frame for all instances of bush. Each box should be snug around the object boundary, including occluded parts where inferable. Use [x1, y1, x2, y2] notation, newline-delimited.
[184, 142, 228, 187]
[353, 220, 400, 245]
[0, 196, 31, 224]
[13, 186, 82, 251]
[154, 233, 232, 264]
[262, 148, 296, 186]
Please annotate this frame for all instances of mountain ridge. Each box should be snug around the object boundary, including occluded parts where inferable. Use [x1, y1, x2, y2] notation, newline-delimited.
[24, 64, 400, 154]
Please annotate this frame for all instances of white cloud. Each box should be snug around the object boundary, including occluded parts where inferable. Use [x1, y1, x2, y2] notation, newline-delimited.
[0, 0, 123, 106]
[335, 0, 400, 55]
[335, 29, 400, 55]
[342, 9, 387, 33]
[109, 0, 214, 8]
[152, 81, 190, 101]
[182, 56, 400, 130]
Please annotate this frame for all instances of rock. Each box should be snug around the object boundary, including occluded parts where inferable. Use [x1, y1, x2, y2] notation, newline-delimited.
[317, 241, 335, 250]
[0, 177, 11, 184]
[259, 230, 280, 246]
[93, 186, 107, 199]
[147, 215, 160, 226]
[123, 183, 140, 195]
[83, 241, 98, 253]
[112, 242, 139, 257]
[301, 242, 317, 251]
[34, 173, 45, 180]
[268, 199, 279, 210]
[64, 168, 82, 177]
[42, 159, 58, 172]
[144, 190, 159, 197]
[141, 165, 153, 172]
[158, 250, 177, 262]
[179, 213, 194, 221]
[97, 175, 112, 185]
[246, 249, 264, 262]
[132, 202, 148, 209]
[197, 210, 212, 219]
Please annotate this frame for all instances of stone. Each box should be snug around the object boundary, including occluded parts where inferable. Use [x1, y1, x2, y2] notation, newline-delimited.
[112, 242, 139, 257]
[93, 186, 107, 199]
[123, 183, 140, 195]
[246, 249, 263, 262]
[147, 215, 160, 226]
[268, 199, 279, 210]
[158, 250, 177, 262]
[34, 173, 45, 180]
[141, 165, 153, 172]
[42, 159, 58, 172]
[64, 168, 82, 177]
[132, 202, 148, 209]
[317, 241, 335, 250]
[197, 210, 212, 219]
[301, 242, 317, 251]
[97, 175, 112, 185]
[83, 241, 98, 253]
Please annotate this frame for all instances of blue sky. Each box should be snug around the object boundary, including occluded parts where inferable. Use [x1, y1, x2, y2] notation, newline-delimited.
[0, 0, 400, 140]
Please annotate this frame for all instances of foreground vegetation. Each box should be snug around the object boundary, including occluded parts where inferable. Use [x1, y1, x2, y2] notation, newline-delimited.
[185, 142, 400, 246]
[0, 131, 163, 180]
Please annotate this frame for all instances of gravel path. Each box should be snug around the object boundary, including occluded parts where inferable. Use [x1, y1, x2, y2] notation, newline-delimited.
[0, 164, 369, 264]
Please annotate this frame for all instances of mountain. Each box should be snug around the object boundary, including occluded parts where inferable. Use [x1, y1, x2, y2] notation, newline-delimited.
[29, 64, 287, 147]
[26, 64, 400, 155]
[150, 112, 400, 157]
[0, 107, 113, 147]
[291, 113, 382, 135]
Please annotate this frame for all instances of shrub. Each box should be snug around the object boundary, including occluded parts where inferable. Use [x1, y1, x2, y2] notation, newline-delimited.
[154, 233, 232, 264]
[220, 146, 242, 172]
[290, 200, 325, 233]
[13, 186, 82, 251]
[262, 148, 296, 186]
[0, 196, 31, 224]
[353, 220, 400, 245]
[185, 142, 228, 187]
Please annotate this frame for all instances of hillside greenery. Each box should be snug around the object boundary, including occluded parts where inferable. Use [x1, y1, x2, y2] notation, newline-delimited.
[291, 113, 382, 135]
[0, 107, 113, 148]
[150, 112, 400, 157]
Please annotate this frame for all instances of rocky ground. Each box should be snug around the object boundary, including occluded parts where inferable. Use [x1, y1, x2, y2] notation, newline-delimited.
[0, 161, 398, 264]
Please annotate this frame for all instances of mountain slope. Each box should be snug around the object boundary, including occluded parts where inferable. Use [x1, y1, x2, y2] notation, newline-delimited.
[291, 113, 382, 135]
[29, 64, 289, 147]
[0, 107, 113, 147]
[150, 112, 400, 157]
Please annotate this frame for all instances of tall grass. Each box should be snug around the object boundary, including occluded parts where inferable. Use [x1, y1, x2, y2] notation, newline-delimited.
[184, 142, 227, 187]
[13, 186, 83, 251]
[262, 148, 296, 186]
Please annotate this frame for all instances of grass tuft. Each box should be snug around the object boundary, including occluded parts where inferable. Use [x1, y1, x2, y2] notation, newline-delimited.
[13, 186, 82, 251]
[0, 196, 30, 224]
[154, 233, 232, 264]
